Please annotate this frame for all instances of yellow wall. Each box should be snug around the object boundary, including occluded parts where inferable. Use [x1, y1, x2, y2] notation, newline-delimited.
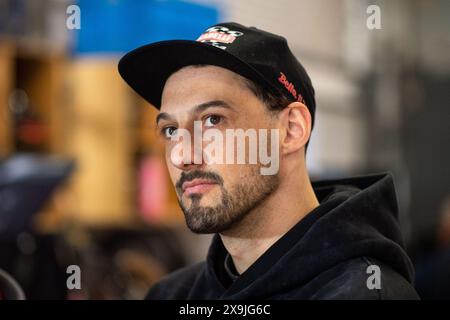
[0, 42, 14, 156]
[66, 58, 133, 225]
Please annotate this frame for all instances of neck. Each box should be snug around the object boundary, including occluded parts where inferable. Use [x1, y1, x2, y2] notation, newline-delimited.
[219, 165, 319, 274]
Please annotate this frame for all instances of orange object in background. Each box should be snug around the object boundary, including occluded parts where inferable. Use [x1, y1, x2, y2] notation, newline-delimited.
[16, 119, 48, 146]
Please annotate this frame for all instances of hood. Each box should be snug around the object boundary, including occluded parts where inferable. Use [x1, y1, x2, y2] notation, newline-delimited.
[205, 172, 415, 299]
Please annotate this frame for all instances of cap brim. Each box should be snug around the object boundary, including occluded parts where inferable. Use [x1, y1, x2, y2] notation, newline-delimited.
[118, 40, 278, 108]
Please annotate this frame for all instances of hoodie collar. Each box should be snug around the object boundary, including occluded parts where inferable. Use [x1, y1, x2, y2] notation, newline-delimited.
[205, 173, 414, 299]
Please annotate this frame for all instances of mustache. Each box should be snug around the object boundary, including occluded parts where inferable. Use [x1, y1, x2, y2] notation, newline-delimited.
[176, 170, 224, 193]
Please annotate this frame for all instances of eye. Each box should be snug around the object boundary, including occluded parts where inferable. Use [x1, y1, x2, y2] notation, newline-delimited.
[161, 126, 177, 139]
[204, 115, 222, 127]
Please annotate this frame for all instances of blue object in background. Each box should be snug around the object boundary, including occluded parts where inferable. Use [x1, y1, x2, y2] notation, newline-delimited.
[74, 0, 220, 55]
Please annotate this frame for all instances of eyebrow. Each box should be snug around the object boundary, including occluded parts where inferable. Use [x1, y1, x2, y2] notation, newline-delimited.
[156, 100, 234, 126]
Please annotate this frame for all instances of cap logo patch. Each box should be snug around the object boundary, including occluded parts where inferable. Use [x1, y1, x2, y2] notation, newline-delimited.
[196, 26, 243, 50]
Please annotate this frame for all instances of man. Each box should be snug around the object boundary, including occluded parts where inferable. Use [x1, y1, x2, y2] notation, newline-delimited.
[119, 22, 419, 299]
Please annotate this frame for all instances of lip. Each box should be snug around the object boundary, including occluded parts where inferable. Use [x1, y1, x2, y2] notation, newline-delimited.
[182, 179, 218, 196]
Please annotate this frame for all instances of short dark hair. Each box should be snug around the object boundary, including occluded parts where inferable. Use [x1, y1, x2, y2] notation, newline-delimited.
[243, 78, 312, 152]
[243, 79, 292, 114]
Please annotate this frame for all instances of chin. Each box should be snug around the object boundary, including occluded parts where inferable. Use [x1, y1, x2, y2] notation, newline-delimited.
[185, 189, 221, 205]
[183, 197, 214, 210]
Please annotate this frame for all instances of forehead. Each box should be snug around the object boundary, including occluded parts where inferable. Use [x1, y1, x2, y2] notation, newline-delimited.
[160, 65, 251, 113]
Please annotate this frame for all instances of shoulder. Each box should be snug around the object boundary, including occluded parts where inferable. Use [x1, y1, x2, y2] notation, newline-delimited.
[310, 257, 419, 300]
[145, 262, 206, 300]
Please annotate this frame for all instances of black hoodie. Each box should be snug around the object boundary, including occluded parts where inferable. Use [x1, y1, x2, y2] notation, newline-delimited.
[146, 173, 419, 300]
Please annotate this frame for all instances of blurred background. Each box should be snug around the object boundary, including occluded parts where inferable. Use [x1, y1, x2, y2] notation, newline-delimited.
[0, 0, 449, 299]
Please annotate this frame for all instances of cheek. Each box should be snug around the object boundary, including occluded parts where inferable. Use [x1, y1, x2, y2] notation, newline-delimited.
[167, 165, 177, 181]
[164, 146, 171, 163]
[165, 141, 183, 168]
[164, 150, 179, 182]
[215, 164, 253, 188]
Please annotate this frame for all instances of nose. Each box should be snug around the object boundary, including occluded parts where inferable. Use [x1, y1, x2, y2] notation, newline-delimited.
[169, 128, 204, 171]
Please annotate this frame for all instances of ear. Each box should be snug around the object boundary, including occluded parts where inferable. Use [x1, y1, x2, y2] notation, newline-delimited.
[279, 102, 312, 156]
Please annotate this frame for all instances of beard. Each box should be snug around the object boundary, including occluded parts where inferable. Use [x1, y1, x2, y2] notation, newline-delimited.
[175, 167, 279, 234]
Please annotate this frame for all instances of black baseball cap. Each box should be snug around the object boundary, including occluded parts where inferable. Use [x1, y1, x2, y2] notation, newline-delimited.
[118, 22, 316, 126]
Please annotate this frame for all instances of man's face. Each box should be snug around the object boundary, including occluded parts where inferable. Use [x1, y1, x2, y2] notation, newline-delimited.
[158, 65, 280, 234]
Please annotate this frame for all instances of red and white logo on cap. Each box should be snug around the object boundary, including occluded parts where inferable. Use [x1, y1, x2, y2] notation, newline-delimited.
[197, 26, 243, 50]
